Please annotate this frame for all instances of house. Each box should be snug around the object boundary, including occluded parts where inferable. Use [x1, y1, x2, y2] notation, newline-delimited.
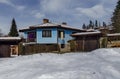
[0, 37, 21, 57]
[107, 33, 120, 47]
[19, 19, 84, 52]
[71, 31, 101, 52]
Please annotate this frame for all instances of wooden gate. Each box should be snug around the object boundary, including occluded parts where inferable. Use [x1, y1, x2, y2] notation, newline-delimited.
[0, 45, 10, 57]
[76, 40, 84, 51]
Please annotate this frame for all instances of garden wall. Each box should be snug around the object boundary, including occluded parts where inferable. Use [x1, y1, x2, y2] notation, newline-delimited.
[19, 44, 59, 55]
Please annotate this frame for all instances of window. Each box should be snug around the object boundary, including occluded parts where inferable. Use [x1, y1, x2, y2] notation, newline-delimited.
[27, 32, 36, 42]
[58, 30, 65, 39]
[42, 30, 52, 37]
[28, 32, 36, 38]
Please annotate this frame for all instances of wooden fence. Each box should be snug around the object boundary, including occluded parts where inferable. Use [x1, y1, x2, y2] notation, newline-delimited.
[19, 44, 59, 55]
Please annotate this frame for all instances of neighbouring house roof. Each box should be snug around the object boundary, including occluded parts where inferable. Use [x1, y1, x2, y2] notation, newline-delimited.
[0, 37, 21, 41]
[19, 22, 84, 32]
[107, 33, 120, 37]
[71, 31, 101, 36]
[0, 37, 21, 45]
[86, 29, 95, 32]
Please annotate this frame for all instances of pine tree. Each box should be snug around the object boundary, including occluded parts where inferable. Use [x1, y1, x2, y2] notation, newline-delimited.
[8, 18, 19, 37]
[95, 20, 98, 27]
[82, 23, 86, 29]
[89, 20, 94, 29]
[111, 0, 120, 33]
[103, 22, 107, 27]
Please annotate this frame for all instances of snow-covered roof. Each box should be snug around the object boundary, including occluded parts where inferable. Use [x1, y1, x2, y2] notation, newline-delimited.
[86, 29, 95, 32]
[0, 37, 21, 41]
[20, 22, 84, 32]
[71, 31, 101, 36]
[32, 23, 59, 27]
[107, 33, 120, 37]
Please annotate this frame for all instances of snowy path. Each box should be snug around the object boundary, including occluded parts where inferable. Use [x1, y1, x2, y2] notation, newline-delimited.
[0, 48, 120, 79]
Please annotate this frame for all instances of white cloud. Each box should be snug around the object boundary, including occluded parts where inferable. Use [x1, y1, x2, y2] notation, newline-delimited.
[34, 12, 45, 19]
[0, 0, 13, 6]
[76, 4, 107, 19]
[31, 10, 45, 19]
[101, 0, 117, 5]
[14, 5, 26, 11]
[101, 0, 117, 13]
[0, 0, 25, 11]
[40, 0, 71, 13]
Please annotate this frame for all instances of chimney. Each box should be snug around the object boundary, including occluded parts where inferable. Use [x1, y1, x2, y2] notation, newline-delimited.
[43, 19, 49, 23]
[62, 22, 67, 25]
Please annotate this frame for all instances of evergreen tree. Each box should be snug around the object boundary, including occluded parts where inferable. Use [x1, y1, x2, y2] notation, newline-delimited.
[82, 23, 86, 29]
[103, 22, 107, 27]
[95, 20, 98, 27]
[89, 20, 94, 29]
[8, 18, 19, 37]
[111, 0, 120, 33]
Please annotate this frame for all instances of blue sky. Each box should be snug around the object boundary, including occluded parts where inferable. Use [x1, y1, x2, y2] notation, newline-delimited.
[0, 0, 118, 35]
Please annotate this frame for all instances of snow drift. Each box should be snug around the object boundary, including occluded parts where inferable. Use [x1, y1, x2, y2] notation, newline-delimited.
[0, 48, 120, 79]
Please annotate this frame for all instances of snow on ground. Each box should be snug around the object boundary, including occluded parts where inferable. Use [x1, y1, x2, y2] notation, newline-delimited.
[0, 48, 120, 79]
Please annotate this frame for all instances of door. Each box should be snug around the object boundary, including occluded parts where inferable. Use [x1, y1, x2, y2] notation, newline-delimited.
[0, 45, 10, 57]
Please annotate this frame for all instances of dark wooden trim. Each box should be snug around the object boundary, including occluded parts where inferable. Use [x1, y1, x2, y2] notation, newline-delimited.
[19, 26, 84, 32]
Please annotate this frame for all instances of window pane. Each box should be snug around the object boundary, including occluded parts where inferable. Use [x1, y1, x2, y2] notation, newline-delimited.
[42, 31, 45, 37]
[27, 32, 36, 42]
[42, 30, 52, 37]
[58, 30, 65, 38]
[28, 32, 36, 38]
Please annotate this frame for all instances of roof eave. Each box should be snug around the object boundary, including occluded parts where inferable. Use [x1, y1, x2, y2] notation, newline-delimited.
[19, 26, 84, 32]
[19, 28, 36, 32]
[71, 33, 101, 37]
